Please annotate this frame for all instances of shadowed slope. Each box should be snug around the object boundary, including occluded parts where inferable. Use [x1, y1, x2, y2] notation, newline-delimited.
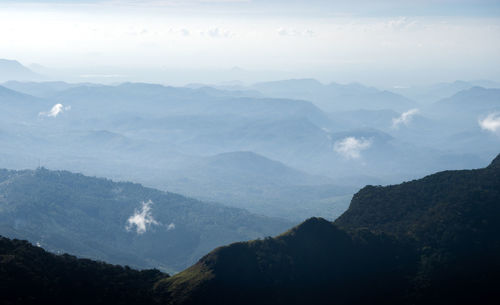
[158, 154, 500, 305]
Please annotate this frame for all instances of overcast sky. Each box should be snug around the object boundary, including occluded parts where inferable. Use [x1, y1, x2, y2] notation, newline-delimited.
[1, 0, 499, 86]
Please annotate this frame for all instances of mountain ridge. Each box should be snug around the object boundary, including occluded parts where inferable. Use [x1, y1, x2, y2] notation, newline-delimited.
[158, 153, 500, 305]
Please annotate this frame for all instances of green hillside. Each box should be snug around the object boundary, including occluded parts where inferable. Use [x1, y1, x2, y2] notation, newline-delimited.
[0, 168, 292, 273]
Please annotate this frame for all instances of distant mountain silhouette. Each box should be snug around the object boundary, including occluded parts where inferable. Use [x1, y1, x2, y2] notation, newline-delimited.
[434, 86, 500, 112]
[390, 80, 500, 104]
[0, 59, 43, 82]
[252, 78, 416, 112]
[162, 151, 354, 220]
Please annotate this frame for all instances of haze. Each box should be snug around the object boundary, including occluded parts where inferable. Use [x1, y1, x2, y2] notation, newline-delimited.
[1, 0, 500, 86]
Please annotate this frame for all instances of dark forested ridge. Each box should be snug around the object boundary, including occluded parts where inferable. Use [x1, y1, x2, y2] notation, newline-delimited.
[1, 155, 500, 304]
[157, 153, 500, 305]
[0, 236, 167, 305]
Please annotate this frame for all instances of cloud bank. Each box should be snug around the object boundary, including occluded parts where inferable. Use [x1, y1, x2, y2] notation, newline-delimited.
[479, 112, 500, 133]
[334, 137, 372, 159]
[392, 108, 419, 128]
[126, 200, 159, 234]
[39, 104, 71, 117]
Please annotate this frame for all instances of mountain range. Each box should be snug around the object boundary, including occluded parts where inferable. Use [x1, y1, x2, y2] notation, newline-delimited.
[158, 153, 500, 305]
[1, 153, 499, 304]
[1, 78, 499, 221]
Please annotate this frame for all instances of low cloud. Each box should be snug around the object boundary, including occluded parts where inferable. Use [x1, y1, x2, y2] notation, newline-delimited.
[39, 104, 71, 118]
[334, 137, 372, 159]
[167, 223, 176, 231]
[392, 108, 419, 128]
[479, 112, 500, 133]
[126, 200, 159, 234]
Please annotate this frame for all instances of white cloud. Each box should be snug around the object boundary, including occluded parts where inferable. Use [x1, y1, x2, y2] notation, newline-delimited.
[38, 103, 71, 117]
[479, 112, 500, 133]
[167, 222, 176, 231]
[334, 137, 372, 159]
[276, 27, 314, 37]
[202, 27, 233, 38]
[392, 108, 419, 128]
[126, 200, 159, 234]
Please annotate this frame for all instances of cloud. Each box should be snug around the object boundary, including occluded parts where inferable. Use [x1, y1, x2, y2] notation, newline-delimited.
[167, 222, 176, 231]
[126, 200, 159, 234]
[180, 28, 190, 36]
[38, 104, 71, 117]
[479, 112, 500, 133]
[385, 17, 418, 31]
[334, 137, 372, 159]
[200, 27, 234, 38]
[392, 108, 419, 128]
[277, 28, 314, 37]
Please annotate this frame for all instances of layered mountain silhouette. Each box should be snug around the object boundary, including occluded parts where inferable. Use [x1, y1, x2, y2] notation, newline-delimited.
[251, 78, 416, 112]
[0, 59, 43, 82]
[1, 154, 499, 304]
[157, 153, 500, 305]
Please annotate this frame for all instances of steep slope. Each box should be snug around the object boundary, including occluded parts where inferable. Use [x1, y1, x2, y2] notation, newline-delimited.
[158, 154, 500, 305]
[0, 168, 292, 273]
[0, 236, 167, 305]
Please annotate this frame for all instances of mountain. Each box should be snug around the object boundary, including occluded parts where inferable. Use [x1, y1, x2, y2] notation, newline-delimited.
[0, 168, 293, 273]
[157, 154, 500, 305]
[428, 86, 500, 133]
[251, 79, 416, 112]
[390, 80, 500, 104]
[0, 236, 167, 305]
[1, 81, 80, 98]
[49, 82, 330, 126]
[434, 86, 500, 112]
[161, 151, 354, 220]
[0, 59, 43, 82]
[0, 85, 48, 121]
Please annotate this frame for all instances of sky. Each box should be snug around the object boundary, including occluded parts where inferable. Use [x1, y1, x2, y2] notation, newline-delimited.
[1, 0, 500, 86]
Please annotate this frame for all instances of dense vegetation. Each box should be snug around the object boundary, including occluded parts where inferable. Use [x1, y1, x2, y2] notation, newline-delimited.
[1, 154, 499, 304]
[0, 236, 167, 305]
[0, 168, 292, 273]
[158, 153, 500, 305]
